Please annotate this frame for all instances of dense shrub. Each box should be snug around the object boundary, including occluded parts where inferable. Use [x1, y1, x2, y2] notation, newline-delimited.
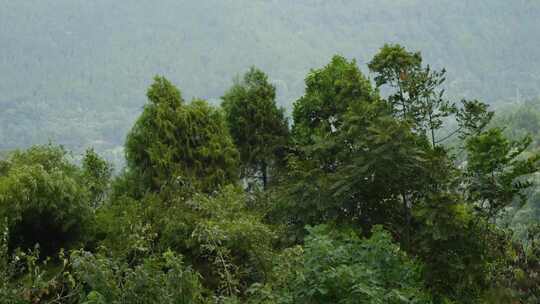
[248, 225, 431, 304]
[0, 145, 93, 256]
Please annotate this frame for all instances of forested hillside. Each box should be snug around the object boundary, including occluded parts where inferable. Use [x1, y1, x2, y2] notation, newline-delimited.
[2, 0, 540, 163]
[2, 43, 540, 303]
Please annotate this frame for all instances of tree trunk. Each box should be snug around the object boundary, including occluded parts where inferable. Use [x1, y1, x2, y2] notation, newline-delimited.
[261, 161, 268, 191]
[402, 192, 411, 250]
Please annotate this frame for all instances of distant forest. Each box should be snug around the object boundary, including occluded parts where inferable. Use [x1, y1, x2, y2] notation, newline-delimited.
[1, 0, 540, 164]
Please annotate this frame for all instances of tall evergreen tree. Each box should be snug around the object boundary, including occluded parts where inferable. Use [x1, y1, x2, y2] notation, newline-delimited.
[125, 76, 239, 194]
[222, 67, 289, 190]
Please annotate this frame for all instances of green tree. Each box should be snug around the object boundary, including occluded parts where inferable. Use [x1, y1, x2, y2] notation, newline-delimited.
[222, 67, 289, 190]
[368, 44, 424, 120]
[283, 55, 429, 245]
[125, 76, 239, 194]
[292, 55, 376, 147]
[283, 97, 430, 243]
[465, 128, 540, 219]
[0, 145, 92, 256]
[280, 52, 535, 302]
[82, 148, 112, 208]
[369, 44, 470, 146]
[412, 193, 508, 302]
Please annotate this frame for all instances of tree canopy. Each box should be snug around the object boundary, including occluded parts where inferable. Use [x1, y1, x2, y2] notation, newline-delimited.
[125, 76, 239, 194]
[222, 67, 289, 189]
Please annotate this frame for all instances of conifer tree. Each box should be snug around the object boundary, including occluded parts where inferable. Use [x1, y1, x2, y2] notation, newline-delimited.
[125, 76, 239, 194]
[222, 67, 289, 190]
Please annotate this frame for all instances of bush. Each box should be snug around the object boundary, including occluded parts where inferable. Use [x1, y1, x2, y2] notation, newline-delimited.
[71, 249, 206, 304]
[249, 224, 431, 304]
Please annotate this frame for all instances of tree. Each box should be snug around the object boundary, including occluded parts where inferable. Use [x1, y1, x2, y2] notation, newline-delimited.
[0, 145, 92, 256]
[282, 56, 378, 234]
[125, 76, 239, 194]
[4, 45, 540, 304]
[465, 128, 540, 220]
[283, 55, 430, 246]
[292, 55, 376, 147]
[282, 97, 430, 243]
[368, 44, 423, 119]
[222, 67, 289, 190]
[82, 148, 112, 208]
[369, 44, 455, 146]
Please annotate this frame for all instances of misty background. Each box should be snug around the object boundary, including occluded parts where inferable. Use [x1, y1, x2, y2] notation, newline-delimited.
[2, 0, 540, 165]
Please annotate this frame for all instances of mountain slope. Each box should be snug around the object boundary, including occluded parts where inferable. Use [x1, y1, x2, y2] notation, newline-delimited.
[1, 0, 539, 162]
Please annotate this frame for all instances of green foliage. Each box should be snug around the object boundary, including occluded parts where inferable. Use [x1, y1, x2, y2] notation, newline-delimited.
[493, 98, 540, 148]
[0, 233, 81, 304]
[284, 57, 383, 232]
[93, 195, 157, 262]
[368, 44, 432, 129]
[0, 145, 92, 256]
[455, 100, 494, 140]
[125, 76, 239, 194]
[222, 67, 290, 189]
[0, 227, 206, 304]
[249, 225, 430, 304]
[283, 95, 429, 240]
[508, 224, 540, 302]
[2, 43, 540, 304]
[189, 187, 276, 295]
[493, 98, 540, 239]
[280, 50, 540, 302]
[82, 148, 112, 208]
[0, 222, 17, 302]
[97, 185, 276, 298]
[368, 44, 423, 89]
[292, 55, 376, 146]
[71, 249, 206, 304]
[413, 194, 506, 302]
[369, 44, 488, 147]
[465, 128, 540, 219]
